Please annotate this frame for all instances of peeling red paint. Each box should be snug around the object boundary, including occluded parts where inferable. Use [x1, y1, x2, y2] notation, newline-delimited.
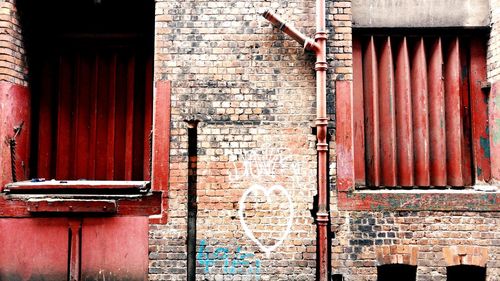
[490, 81, 500, 181]
[338, 191, 499, 211]
[0, 82, 30, 190]
[335, 81, 355, 192]
[149, 80, 171, 224]
[469, 38, 491, 183]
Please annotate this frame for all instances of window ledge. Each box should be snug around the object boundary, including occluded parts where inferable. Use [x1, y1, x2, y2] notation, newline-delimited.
[0, 180, 161, 218]
[337, 187, 499, 211]
[4, 180, 150, 194]
[353, 185, 498, 194]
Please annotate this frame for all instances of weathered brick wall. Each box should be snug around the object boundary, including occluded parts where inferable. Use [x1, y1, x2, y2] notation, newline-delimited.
[488, 0, 500, 82]
[151, 1, 325, 280]
[0, 0, 26, 86]
[327, 1, 500, 281]
[331, 211, 500, 281]
[330, 0, 352, 82]
[150, 0, 500, 280]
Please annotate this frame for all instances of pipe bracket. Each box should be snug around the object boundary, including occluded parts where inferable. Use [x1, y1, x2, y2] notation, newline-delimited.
[315, 31, 328, 40]
[315, 118, 329, 126]
[317, 143, 329, 151]
[315, 61, 328, 71]
[316, 212, 329, 224]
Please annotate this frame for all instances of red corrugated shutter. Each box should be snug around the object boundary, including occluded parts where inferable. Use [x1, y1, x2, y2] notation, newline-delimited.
[32, 48, 153, 181]
[353, 34, 489, 187]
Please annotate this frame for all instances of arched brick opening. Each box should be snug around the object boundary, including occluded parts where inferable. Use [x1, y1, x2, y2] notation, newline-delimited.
[375, 245, 419, 266]
[443, 246, 489, 267]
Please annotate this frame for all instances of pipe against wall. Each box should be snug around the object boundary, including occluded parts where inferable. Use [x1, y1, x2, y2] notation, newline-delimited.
[187, 120, 199, 281]
[262, 2, 329, 280]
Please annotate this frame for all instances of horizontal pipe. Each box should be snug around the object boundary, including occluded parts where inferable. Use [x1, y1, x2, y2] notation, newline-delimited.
[262, 10, 319, 52]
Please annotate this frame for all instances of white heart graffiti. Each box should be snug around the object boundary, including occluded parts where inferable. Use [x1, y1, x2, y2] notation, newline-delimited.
[238, 184, 294, 258]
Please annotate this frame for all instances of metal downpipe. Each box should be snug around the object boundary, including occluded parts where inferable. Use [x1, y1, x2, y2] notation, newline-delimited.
[262, 1, 329, 280]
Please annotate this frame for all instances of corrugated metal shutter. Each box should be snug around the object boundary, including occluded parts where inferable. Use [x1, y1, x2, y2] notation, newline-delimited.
[31, 49, 153, 181]
[353, 34, 489, 187]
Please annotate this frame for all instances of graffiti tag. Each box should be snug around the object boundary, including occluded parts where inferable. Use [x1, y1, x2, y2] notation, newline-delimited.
[197, 240, 261, 279]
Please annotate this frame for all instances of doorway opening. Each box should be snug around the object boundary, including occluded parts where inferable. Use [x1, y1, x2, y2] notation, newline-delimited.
[447, 265, 486, 281]
[377, 264, 417, 281]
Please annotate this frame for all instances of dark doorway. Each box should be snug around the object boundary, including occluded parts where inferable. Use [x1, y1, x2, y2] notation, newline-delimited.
[377, 264, 417, 281]
[447, 265, 486, 281]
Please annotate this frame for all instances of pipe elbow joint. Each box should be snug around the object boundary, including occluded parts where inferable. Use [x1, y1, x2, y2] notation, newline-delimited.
[304, 39, 321, 53]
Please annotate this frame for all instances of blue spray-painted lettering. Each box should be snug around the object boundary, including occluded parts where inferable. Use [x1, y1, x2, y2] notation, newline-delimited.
[197, 240, 261, 279]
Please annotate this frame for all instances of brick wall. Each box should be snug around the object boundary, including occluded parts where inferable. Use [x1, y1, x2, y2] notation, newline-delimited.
[0, 0, 27, 86]
[488, 0, 500, 82]
[328, 1, 500, 281]
[331, 211, 500, 281]
[151, 1, 322, 280]
[330, 0, 352, 82]
[151, 0, 500, 280]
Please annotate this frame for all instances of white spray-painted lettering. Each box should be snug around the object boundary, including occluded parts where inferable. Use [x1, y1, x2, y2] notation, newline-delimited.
[229, 146, 302, 183]
[230, 144, 303, 257]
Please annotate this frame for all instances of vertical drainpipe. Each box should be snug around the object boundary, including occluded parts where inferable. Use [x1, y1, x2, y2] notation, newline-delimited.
[262, 0, 329, 279]
[314, 0, 329, 280]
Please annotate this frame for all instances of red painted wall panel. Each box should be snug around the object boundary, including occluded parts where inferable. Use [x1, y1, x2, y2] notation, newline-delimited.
[428, 38, 448, 186]
[336, 81, 355, 192]
[0, 83, 31, 189]
[81, 217, 149, 281]
[0, 218, 68, 281]
[352, 39, 366, 185]
[363, 37, 381, 186]
[469, 39, 491, 183]
[444, 38, 466, 186]
[0, 216, 152, 280]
